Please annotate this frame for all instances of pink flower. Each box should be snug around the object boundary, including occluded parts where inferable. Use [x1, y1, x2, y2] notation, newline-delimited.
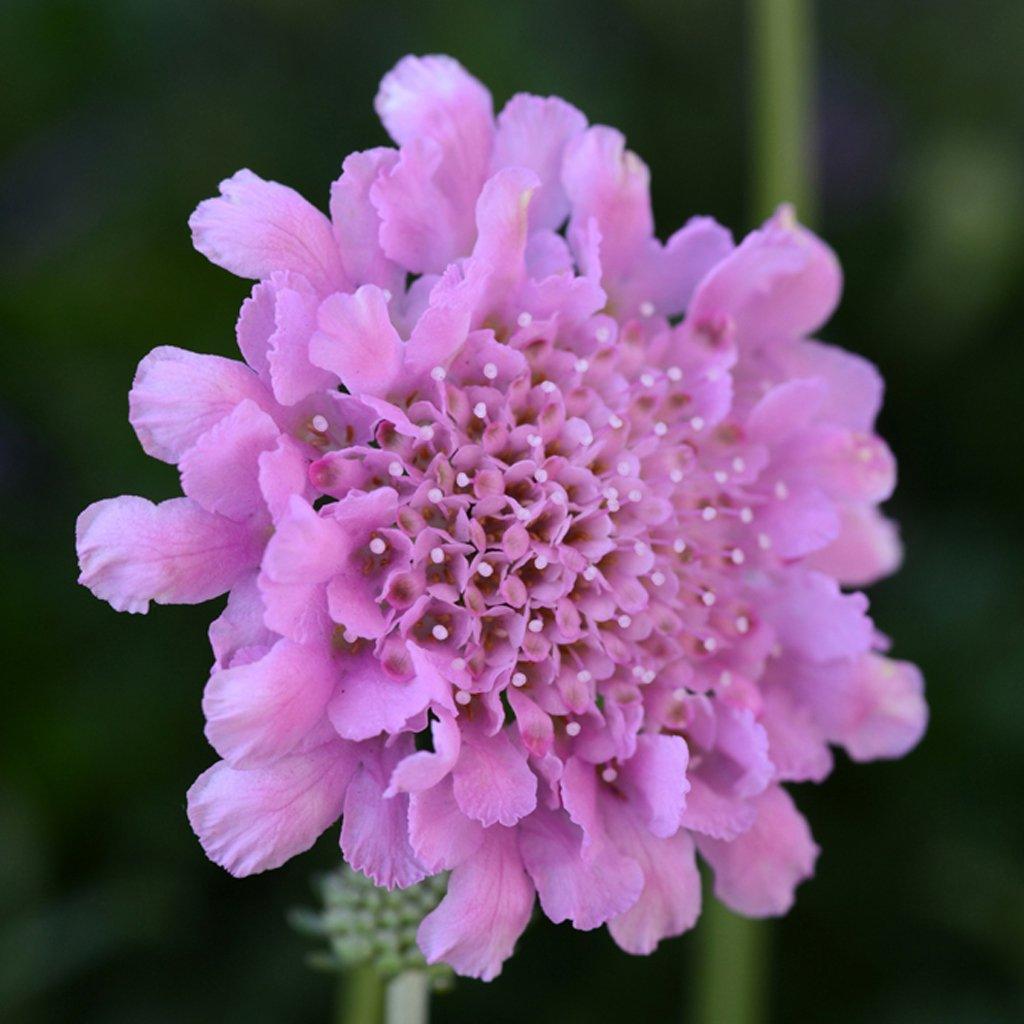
[76, 54, 926, 980]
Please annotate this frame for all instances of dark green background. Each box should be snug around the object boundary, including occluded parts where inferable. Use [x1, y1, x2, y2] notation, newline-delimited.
[2, 1, 1022, 1021]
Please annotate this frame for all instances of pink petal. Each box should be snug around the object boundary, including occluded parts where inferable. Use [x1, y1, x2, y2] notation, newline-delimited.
[697, 785, 819, 917]
[202, 638, 337, 768]
[262, 495, 349, 585]
[759, 687, 834, 783]
[187, 741, 358, 877]
[265, 273, 336, 406]
[208, 572, 273, 668]
[518, 804, 643, 930]
[189, 169, 346, 293]
[257, 435, 311, 522]
[329, 147, 403, 292]
[341, 740, 427, 889]
[129, 346, 271, 464]
[310, 285, 403, 397]
[77, 496, 259, 613]
[492, 93, 586, 230]
[417, 825, 533, 981]
[452, 726, 538, 827]
[408, 776, 485, 872]
[605, 801, 702, 954]
[806, 505, 903, 588]
[617, 733, 690, 838]
[179, 398, 280, 521]
[386, 711, 461, 796]
[235, 279, 276, 377]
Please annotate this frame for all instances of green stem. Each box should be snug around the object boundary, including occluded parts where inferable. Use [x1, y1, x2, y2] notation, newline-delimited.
[750, 0, 817, 224]
[692, 2, 817, 1022]
[337, 964, 384, 1024]
[385, 971, 430, 1024]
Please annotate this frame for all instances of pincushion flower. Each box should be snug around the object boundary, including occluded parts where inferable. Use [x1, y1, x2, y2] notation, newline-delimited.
[76, 54, 926, 980]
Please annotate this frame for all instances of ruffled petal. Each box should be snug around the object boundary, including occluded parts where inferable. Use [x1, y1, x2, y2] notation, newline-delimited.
[452, 725, 538, 827]
[189, 169, 346, 293]
[76, 496, 259, 613]
[187, 741, 358, 877]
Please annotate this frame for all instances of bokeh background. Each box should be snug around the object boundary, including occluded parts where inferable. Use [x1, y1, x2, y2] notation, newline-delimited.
[2, 1, 1023, 1021]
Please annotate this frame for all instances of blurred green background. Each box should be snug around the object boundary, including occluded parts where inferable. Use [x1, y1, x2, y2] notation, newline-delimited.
[2, 1, 1023, 1021]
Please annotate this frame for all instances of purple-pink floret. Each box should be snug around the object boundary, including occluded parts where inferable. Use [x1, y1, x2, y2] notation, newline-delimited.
[76, 55, 926, 979]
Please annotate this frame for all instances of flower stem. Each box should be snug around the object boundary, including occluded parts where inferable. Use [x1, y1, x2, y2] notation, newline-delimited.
[385, 971, 431, 1024]
[693, 897, 768, 1024]
[337, 964, 384, 1024]
[750, 0, 817, 224]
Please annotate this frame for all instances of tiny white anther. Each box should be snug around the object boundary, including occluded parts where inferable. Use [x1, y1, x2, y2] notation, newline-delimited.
[617, 614, 632, 629]
[672, 687, 688, 701]
[639, 301, 656, 318]
[701, 506, 718, 521]
[456, 471, 470, 487]
[608, 414, 624, 429]
[690, 416, 705, 432]
[604, 486, 619, 501]
[732, 457, 746, 473]
[703, 637, 718, 653]
[640, 372, 656, 388]
[628, 489, 643, 502]
[474, 402, 488, 418]
[483, 362, 498, 380]
[343, 629, 357, 644]
[432, 624, 450, 641]
[455, 689, 472, 705]
[618, 461, 631, 476]
[540, 380, 557, 393]
[718, 670, 733, 688]
[642, 669, 656, 684]
[607, 500, 620, 512]
[583, 565, 598, 581]
[565, 721, 582, 737]
[651, 571, 666, 586]
[774, 481, 789, 501]
[701, 590, 716, 607]
[577, 670, 593, 683]
[430, 547, 444, 564]
[388, 461, 404, 477]
[511, 671, 527, 687]
[670, 469, 684, 483]
[430, 365, 446, 381]
[550, 490, 565, 505]
[420, 425, 435, 441]
[758, 532, 772, 550]
[653, 421, 668, 436]
[673, 539, 687, 554]
[427, 487, 444, 503]
[667, 366, 683, 382]
[452, 657, 466, 671]
[517, 311, 533, 328]
[575, 358, 590, 373]
[477, 561, 494, 578]
[527, 434, 542, 447]
[528, 618, 544, 633]
[595, 326, 611, 342]
[730, 548, 746, 565]
[735, 615, 750, 634]
[369, 537, 387, 555]
[534, 555, 549, 570]
[516, 507, 532, 521]
[311, 414, 329, 433]
[633, 541, 648, 556]
[534, 468, 549, 483]
[632, 665, 645, 679]
[714, 470, 728, 484]
[601, 766, 618, 783]
[740, 507, 754, 524]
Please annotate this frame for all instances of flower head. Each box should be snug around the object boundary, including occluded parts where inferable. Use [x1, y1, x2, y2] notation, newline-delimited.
[76, 54, 926, 980]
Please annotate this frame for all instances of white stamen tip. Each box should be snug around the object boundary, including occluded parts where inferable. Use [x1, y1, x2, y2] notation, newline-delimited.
[673, 539, 688, 554]
[455, 689, 472, 705]
[583, 565, 598, 581]
[617, 461, 631, 476]
[432, 624, 449, 641]
[640, 372, 656, 388]
[540, 380, 556, 393]
[517, 311, 533, 328]
[577, 670, 593, 683]
[735, 615, 750, 634]
[430, 547, 444, 564]
[534, 555, 549, 570]
[565, 721, 582, 737]
[740, 507, 754, 524]
[651, 571, 666, 586]
[639, 301, 656, 317]
[601, 766, 618, 783]
[528, 618, 544, 633]
[617, 614, 632, 629]
[369, 537, 386, 555]
[654, 421, 668, 436]
[483, 362, 498, 380]
[667, 366, 683, 382]
[427, 487, 444, 503]
[758, 532, 772, 550]
[575, 358, 590, 373]
[774, 481, 790, 501]
[714, 470, 728, 484]
[633, 542, 648, 556]
[311, 415, 329, 433]
[670, 469, 684, 483]
[703, 637, 718, 652]
[701, 591, 716, 607]
[643, 669, 656, 684]
[452, 657, 466, 671]
[719, 671, 732, 688]
[511, 671, 527, 687]
[690, 416, 705, 432]
[343, 629, 357, 644]
[420, 425, 435, 440]
[595, 326, 611, 342]
[732, 457, 746, 473]
[388, 461, 404, 477]
[628, 489, 642, 503]
[474, 402, 488, 419]
[608, 414, 623, 429]
[701, 506, 717, 521]
[456, 472, 470, 487]
[477, 561, 494, 578]
[731, 548, 745, 565]
[673, 687, 688, 701]
[430, 366, 446, 381]
[534, 468, 549, 483]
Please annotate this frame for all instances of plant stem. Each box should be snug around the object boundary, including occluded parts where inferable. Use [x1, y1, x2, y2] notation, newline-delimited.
[385, 971, 430, 1024]
[750, 0, 817, 224]
[691, 2, 817, 1022]
[337, 964, 384, 1024]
